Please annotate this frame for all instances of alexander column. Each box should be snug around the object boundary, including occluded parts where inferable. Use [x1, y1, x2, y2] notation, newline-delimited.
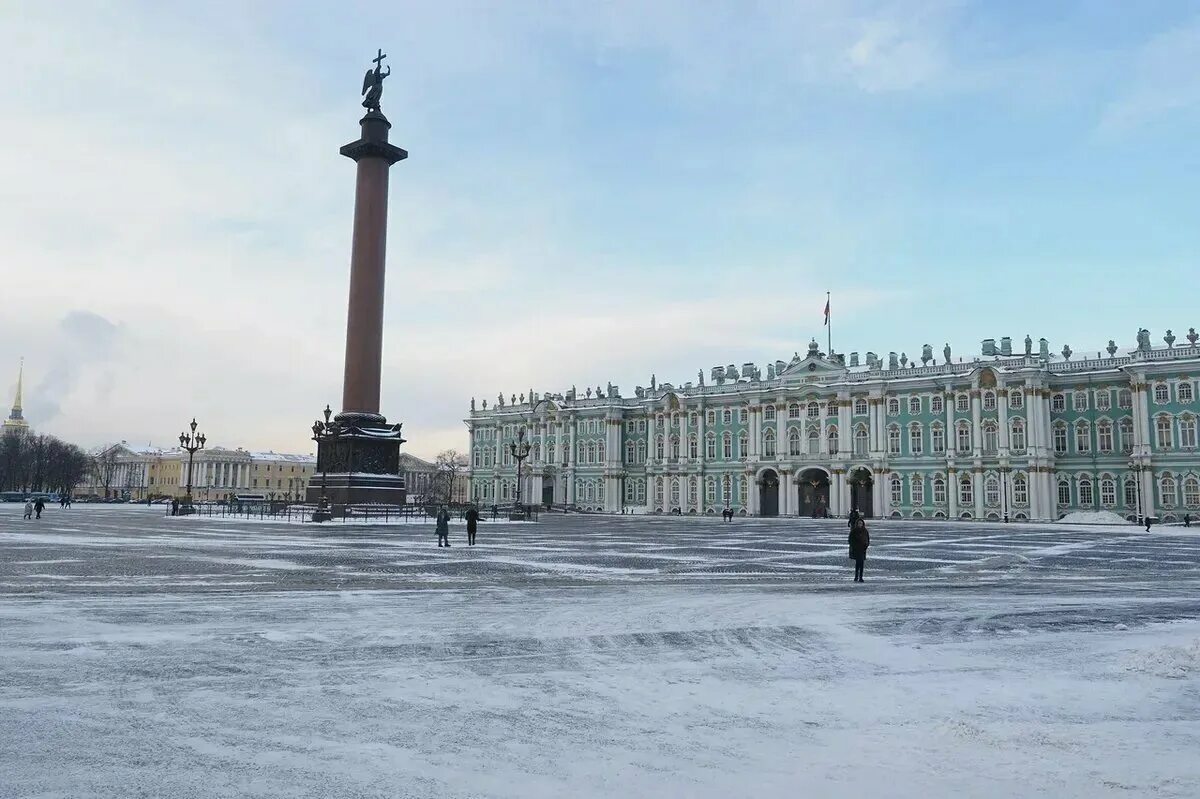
[307, 49, 408, 509]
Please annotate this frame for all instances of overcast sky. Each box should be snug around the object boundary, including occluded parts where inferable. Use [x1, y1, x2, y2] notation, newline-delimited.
[1, 1, 1197, 459]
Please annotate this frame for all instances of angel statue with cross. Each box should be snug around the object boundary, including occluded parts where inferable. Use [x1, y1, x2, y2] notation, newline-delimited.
[361, 49, 392, 113]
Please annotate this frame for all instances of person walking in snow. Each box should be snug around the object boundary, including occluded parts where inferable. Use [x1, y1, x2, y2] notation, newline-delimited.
[436, 506, 451, 547]
[465, 505, 479, 546]
[1184, 513, 1191, 528]
[848, 507, 862, 529]
[33, 497, 45, 519]
[849, 518, 870, 582]
[23, 500, 33, 520]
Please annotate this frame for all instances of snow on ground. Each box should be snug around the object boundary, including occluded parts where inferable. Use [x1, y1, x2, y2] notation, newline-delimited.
[1059, 509, 1134, 525]
[2, 506, 1200, 798]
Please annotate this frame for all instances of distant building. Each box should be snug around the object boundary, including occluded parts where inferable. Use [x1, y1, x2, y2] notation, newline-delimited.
[77, 443, 316, 501]
[467, 329, 1200, 522]
[2, 359, 30, 437]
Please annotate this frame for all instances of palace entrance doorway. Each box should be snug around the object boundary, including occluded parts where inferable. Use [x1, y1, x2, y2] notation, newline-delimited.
[759, 469, 780, 517]
[848, 467, 874, 518]
[541, 476, 555, 507]
[797, 468, 831, 517]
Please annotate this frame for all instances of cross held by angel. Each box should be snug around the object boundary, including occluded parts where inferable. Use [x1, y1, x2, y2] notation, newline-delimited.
[361, 48, 391, 113]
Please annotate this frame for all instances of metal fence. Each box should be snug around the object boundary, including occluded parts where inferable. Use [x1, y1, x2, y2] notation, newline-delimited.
[172, 501, 540, 524]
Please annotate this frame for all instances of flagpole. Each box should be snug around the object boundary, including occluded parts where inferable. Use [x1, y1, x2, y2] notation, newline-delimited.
[826, 291, 831, 355]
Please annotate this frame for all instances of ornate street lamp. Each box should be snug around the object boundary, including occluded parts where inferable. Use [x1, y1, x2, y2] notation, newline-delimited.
[1129, 460, 1144, 524]
[311, 405, 342, 522]
[509, 427, 532, 520]
[179, 418, 206, 514]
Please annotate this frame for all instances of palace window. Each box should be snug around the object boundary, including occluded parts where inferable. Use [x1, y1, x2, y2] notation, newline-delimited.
[808, 401, 821, 419]
[636, 441, 646, 463]
[854, 398, 868, 416]
[808, 427, 820, 456]
[626, 481, 636, 502]
[739, 408, 748, 423]
[597, 441, 606, 462]
[636, 480, 646, 504]
[587, 442, 597, 463]
[722, 409, 732, 425]
[1053, 424, 1068, 454]
[1124, 478, 1137, 508]
[932, 475, 947, 504]
[828, 426, 839, 455]
[1183, 476, 1200, 508]
[1013, 473, 1028, 506]
[956, 423, 972, 453]
[983, 422, 998, 455]
[931, 423, 946, 454]
[959, 474, 973, 506]
[1154, 383, 1170, 404]
[1010, 419, 1026, 453]
[1078, 476, 1094, 507]
[706, 478, 716, 503]
[738, 434, 748, 460]
[1100, 476, 1116, 507]
[723, 432, 732, 459]
[788, 429, 801, 456]
[1119, 418, 1134, 454]
[723, 474, 733, 505]
[1098, 421, 1113, 453]
[1180, 382, 1195, 403]
[1075, 422, 1091, 454]
[1051, 394, 1065, 412]
[1073, 392, 1088, 412]
[956, 394, 970, 412]
[704, 410, 715, 426]
[1156, 416, 1173, 449]
[688, 478, 698, 506]
[655, 435, 664, 461]
[626, 442, 635, 463]
[983, 391, 997, 411]
[763, 429, 777, 458]
[887, 397, 899, 416]
[638, 420, 647, 434]
[1160, 475, 1177, 507]
[909, 397, 921, 415]
[688, 435, 698, 460]
[473, 450, 481, 467]
[1180, 415, 1197, 449]
[1118, 389, 1132, 409]
[890, 475, 902, 506]
[764, 405, 776, 422]
[1096, 390, 1111, 411]
[854, 426, 869, 457]
[655, 478, 664, 504]
[911, 475, 924, 506]
[738, 476, 748, 507]
[1057, 480, 1071, 507]
[985, 475, 1000, 506]
[887, 425, 901, 455]
[706, 434, 716, 459]
[1009, 390, 1024, 409]
[788, 403, 800, 418]
[909, 424, 923, 455]
[670, 435, 680, 460]
[931, 395, 944, 414]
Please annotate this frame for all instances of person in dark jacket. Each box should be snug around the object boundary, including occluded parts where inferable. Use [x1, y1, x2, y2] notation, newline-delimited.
[465, 506, 479, 545]
[848, 508, 862, 529]
[849, 519, 870, 582]
[1185, 513, 1192, 528]
[34, 497, 45, 519]
[436, 506, 451, 547]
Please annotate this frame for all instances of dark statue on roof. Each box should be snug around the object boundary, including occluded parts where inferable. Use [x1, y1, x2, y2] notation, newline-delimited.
[361, 49, 391, 113]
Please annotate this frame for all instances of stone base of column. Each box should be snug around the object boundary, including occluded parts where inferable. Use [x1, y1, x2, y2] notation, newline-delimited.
[306, 418, 407, 507]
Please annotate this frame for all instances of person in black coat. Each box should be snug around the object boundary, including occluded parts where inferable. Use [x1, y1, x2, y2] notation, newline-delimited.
[465, 506, 479, 545]
[436, 506, 451, 547]
[847, 508, 862, 529]
[34, 497, 45, 519]
[849, 519, 870, 582]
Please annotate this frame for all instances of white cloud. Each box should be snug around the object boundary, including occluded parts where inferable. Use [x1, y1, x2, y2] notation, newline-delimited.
[1099, 18, 1200, 133]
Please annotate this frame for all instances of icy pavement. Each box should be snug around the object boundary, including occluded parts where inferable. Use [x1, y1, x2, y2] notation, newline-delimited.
[2, 505, 1199, 798]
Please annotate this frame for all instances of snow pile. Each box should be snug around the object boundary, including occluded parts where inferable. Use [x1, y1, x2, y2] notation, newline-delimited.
[1058, 510, 1132, 525]
[1124, 638, 1200, 679]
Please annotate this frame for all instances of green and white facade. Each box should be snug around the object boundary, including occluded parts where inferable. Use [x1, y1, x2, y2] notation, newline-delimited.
[466, 330, 1200, 521]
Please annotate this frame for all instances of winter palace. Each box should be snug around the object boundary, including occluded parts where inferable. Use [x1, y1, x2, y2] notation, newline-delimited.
[465, 328, 1200, 522]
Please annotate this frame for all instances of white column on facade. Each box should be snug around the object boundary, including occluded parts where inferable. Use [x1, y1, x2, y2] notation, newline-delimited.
[998, 388, 1010, 453]
[971, 390, 983, 458]
[780, 468, 791, 515]
[873, 468, 885, 517]
[647, 413, 656, 465]
[747, 472, 758, 515]
[819, 400, 829, 457]
[869, 398, 880, 456]
[837, 394, 851, 461]
[776, 401, 786, 462]
[749, 406, 760, 459]
[831, 469, 844, 516]
[680, 411, 690, 463]
[948, 467, 958, 517]
[698, 404, 707, 465]
[974, 468, 984, 518]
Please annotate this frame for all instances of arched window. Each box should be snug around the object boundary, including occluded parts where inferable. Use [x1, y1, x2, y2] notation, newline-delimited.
[1119, 418, 1134, 453]
[854, 425, 869, 457]
[636, 441, 646, 463]
[889, 474, 902, 505]
[1078, 475, 1093, 506]
[1124, 477, 1137, 508]
[956, 422, 972, 453]
[1053, 423, 1068, 454]
[587, 442, 596, 463]
[887, 425, 901, 454]
[1180, 415, 1197, 449]
[722, 432, 733, 459]
[957, 393, 970, 412]
[706, 477, 717, 503]
[1051, 393, 1065, 412]
[1096, 390, 1111, 411]
[1075, 421, 1091, 454]
[959, 474, 973, 505]
[909, 423, 923, 455]
[669, 478, 680, 507]
[670, 435, 680, 460]
[636, 479, 646, 504]
[808, 426, 820, 455]
[705, 433, 716, 459]
[1183, 476, 1200, 508]
[738, 433, 748, 460]
[1099, 476, 1116, 507]
[931, 394, 944, 414]
[983, 422, 998, 455]
[1097, 421, 1113, 453]
[722, 409, 732, 425]
[706, 410, 716, 426]
[763, 429, 776, 458]
[909, 396, 921, 415]
[983, 391, 997, 411]
[688, 435, 698, 460]
[1013, 472, 1028, 506]
[1118, 388, 1132, 409]
[807, 401, 821, 419]
[654, 477, 664, 504]
[655, 435, 664, 461]
[1156, 416, 1173, 449]
[764, 405, 776, 421]
[597, 441, 606, 462]
[688, 477, 698, 505]
[722, 474, 732, 505]
[586, 481, 595, 502]
[1180, 381, 1195, 403]
[626, 441, 635, 463]
[1154, 383, 1170, 404]
[1160, 474, 1177, 507]
[932, 474, 947, 504]
[1009, 390, 1024, 409]
[788, 428, 801, 456]
[887, 397, 899, 416]
[788, 403, 800, 418]
[828, 425, 839, 455]
[985, 474, 1000, 506]
[854, 398, 868, 416]
[910, 474, 924, 505]
[931, 423, 946, 453]
[1010, 419, 1026, 453]
[1057, 480, 1071, 507]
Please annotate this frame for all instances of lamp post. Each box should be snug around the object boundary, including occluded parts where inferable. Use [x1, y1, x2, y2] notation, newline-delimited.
[311, 405, 342, 522]
[509, 427, 532, 520]
[1000, 464, 1011, 523]
[178, 418, 206, 514]
[1129, 460, 1144, 524]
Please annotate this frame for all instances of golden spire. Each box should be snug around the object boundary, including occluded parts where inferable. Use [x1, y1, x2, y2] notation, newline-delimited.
[12, 357, 22, 417]
[3, 358, 28, 434]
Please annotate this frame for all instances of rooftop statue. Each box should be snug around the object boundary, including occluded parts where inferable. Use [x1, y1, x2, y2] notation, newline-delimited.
[360, 49, 391, 113]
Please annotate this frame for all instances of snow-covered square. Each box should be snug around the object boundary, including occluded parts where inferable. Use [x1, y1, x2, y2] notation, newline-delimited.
[2, 505, 1199, 798]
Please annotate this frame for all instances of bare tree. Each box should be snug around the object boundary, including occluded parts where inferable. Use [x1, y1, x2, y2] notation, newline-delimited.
[0, 433, 89, 495]
[432, 450, 468, 505]
[91, 444, 121, 498]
